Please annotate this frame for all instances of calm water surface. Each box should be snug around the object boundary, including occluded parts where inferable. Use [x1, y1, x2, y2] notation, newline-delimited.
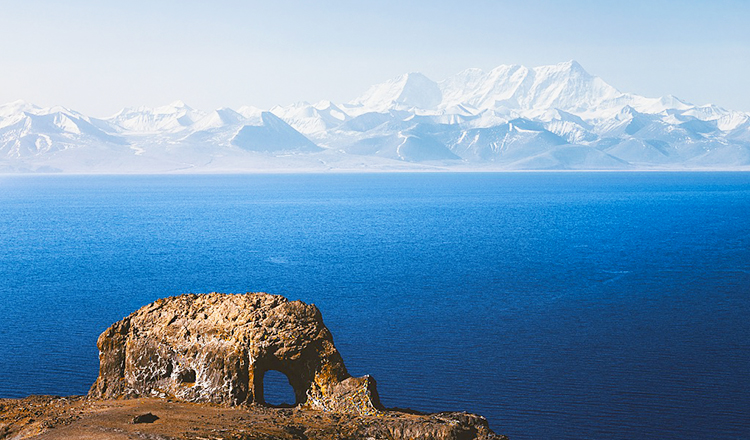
[0, 172, 748, 440]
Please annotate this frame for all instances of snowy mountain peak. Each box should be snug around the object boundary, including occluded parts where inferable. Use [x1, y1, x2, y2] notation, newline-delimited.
[312, 100, 341, 112]
[237, 105, 263, 119]
[552, 59, 586, 73]
[0, 100, 42, 118]
[270, 100, 350, 134]
[659, 95, 693, 110]
[230, 111, 321, 153]
[524, 61, 621, 112]
[150, 100, 194, 114]
[108, 101, 205, 133]
[191, 107, 245, 131]
[364, 60, 626, 115]
[350, 71, 442, 113]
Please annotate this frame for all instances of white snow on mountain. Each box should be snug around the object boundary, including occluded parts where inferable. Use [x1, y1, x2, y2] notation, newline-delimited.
[0, 100, 124, 160]
[108, 100, 205, 133]
[270, 100, 349, 135]
[347, 72, 442, 114]
[2, 61, 750, 173]
[190, 108, 245, 132]
[438, 61, 622, 114]
[231, 112, 321, 153]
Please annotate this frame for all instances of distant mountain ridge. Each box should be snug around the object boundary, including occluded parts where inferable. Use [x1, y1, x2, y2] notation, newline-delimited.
[2, 61, 749, 173]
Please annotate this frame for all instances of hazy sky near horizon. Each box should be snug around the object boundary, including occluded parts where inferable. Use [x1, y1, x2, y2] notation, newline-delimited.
[1, 0, 748, 116]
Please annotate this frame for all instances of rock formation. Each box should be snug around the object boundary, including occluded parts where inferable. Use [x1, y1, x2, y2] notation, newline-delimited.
[89, 292, 382, 415]
[0, 292, 507, 439]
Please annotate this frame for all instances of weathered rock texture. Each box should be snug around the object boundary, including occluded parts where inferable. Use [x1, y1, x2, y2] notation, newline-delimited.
[89, 292, 382, 415]
[0, 396, 507, 440]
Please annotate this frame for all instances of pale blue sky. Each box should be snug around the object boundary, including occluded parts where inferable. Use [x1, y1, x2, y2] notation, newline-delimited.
[1, 0, 748, 116]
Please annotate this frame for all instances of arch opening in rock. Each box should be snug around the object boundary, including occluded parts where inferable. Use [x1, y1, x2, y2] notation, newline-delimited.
[261, 369, 296, 407]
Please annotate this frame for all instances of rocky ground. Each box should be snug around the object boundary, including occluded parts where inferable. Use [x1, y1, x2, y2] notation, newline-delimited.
[0, 396, 505, 440]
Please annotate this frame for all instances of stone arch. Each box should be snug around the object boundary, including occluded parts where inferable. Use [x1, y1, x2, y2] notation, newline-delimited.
[90, 292, 383, 415]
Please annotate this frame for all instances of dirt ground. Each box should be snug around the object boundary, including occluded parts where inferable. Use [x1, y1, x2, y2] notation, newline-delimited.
[0, 396, 505, 440]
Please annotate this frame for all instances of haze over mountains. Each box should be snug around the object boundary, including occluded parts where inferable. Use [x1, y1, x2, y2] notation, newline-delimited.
[2, 61, 749, 173]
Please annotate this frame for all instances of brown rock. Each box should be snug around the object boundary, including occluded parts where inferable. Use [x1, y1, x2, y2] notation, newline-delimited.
[132, 412, 159, 424]
[77, 292, 508, 439]
[89, 292, 383, 415]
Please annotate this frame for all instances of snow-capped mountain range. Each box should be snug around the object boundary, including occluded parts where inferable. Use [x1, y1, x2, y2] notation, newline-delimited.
[3, 60, 749, 173]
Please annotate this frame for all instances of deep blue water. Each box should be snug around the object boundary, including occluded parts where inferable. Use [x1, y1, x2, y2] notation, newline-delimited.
[1, 172, 749, 440]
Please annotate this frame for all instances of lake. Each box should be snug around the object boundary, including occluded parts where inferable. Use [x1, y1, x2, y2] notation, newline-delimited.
[0, 172, 748, 439]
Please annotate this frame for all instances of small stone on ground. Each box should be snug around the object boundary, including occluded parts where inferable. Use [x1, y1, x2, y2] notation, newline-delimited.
[133, 413, 159, 424]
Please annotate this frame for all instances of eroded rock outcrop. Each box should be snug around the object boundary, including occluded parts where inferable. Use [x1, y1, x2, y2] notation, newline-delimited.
[89, 292, 382, 415]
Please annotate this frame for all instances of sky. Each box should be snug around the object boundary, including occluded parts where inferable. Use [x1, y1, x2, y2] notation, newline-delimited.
[0, 0, 748, 117]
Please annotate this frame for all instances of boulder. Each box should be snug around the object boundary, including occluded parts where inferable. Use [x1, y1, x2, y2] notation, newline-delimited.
[89, 292, 383, 415]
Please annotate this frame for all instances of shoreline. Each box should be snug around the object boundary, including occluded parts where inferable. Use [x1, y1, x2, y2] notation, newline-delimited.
[0, 395, 506, 440]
